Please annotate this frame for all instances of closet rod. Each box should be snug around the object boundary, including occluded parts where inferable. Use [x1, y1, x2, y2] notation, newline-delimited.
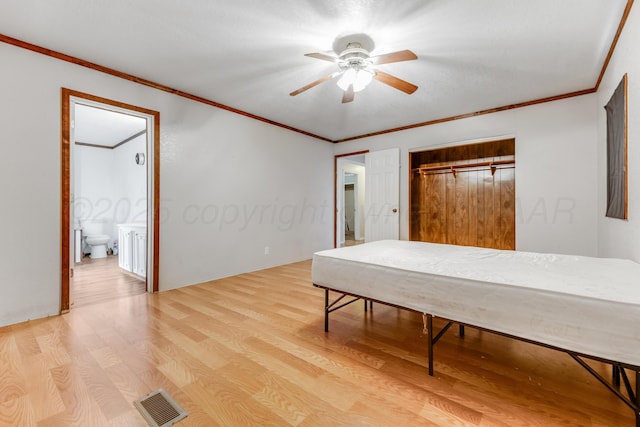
[415, 159, 514, 173]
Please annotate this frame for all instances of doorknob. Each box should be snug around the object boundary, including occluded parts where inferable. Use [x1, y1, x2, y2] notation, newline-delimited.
[392, 208, 398, 213]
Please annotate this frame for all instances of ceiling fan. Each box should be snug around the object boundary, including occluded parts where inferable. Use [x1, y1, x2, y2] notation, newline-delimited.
[290, 33, 418, 103]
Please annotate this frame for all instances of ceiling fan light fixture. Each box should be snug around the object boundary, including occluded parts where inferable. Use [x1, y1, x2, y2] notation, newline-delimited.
[337, 67, 374, 92]
[290, 33, 418, 101]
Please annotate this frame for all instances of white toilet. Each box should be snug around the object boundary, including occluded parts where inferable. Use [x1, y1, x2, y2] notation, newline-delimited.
[82, 219, 110, 259]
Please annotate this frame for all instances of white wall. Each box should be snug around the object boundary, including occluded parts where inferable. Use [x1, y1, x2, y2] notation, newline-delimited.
[0, 42, 333, 326]
[597, 4, 640, 262]
[112, 134, 147, 230]
[73, 144, 117, 249]
[159, 101, 333, 289]
[334, 94, 599, 256]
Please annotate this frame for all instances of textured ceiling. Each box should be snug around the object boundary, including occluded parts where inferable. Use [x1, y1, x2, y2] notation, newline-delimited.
[74, 104, 146, 148]
[0, 0, 630, 141]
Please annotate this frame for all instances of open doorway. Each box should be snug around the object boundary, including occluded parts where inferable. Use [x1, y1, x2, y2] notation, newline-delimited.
[335, 151, 367, 247]
[60, 89, 160, 312]
[344, 181, 356, 242]
[71, 103, 148, 306]
[335, 148, 401, 247]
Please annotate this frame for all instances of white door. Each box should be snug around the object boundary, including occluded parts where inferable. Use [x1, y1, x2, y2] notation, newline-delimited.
[365, 148, 400, 242]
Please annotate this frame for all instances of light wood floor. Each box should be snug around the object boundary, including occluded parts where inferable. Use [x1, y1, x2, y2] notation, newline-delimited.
[0, 260, 634, 426]
[72, 255, 146, 308]
[343, 231, 364, 247]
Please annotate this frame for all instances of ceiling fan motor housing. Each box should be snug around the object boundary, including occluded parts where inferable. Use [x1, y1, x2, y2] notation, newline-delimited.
[338, 43, 373, 71]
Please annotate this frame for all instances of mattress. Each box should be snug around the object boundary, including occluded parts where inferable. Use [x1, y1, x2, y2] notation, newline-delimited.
[312, 240, 640, 367]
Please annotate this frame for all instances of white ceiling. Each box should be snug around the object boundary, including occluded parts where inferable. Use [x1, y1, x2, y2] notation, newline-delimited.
[74, 104, 146, 148]
[1, 0, 629, 142]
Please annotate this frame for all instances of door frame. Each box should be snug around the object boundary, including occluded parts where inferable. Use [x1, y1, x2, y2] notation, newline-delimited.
[60, 88, 160, 312]
[334, 150, 368, 248]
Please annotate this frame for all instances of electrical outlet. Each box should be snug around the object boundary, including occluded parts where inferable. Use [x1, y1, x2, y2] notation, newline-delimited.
[264, 246, 270, 255]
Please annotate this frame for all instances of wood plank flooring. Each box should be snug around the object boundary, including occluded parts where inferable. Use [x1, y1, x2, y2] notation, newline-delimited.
[0, 260, 634, 426]
[72, 255, 146, 307]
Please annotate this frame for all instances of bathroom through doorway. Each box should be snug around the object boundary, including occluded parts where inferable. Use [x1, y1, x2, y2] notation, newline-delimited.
[60, 89, 160, 311]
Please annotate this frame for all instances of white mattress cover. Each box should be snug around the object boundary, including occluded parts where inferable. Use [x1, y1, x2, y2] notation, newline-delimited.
[312, 240, 640, 366]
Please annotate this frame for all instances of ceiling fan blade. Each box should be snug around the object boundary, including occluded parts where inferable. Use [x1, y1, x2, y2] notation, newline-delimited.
[373, 70, 418, 94]
[304, 52, 339, 63]
[290, 72, 341, 96]
[371, 49, 417, 65]
[342, 85, 355, 103]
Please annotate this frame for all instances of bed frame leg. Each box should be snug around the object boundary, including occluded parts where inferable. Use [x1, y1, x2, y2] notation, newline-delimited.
[364, 299, 368, 312]
[459, 324, 465, 337]
[324, 289, 329, 332]
[427, 314, 434, 376]
[613, 365, 621, 387]
[636, 370, 639, 427]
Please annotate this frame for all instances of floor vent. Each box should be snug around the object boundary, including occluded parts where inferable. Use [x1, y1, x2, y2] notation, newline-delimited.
[134, 388, 188, 427]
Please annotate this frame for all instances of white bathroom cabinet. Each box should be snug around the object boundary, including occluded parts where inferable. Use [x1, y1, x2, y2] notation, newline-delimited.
[132, 229, 147, 277]
[118, 224, 146, 278]
[118, 227, 132, 271]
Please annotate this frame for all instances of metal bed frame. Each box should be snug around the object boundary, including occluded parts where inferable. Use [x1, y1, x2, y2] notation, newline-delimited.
[314, 284, 640, 426]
